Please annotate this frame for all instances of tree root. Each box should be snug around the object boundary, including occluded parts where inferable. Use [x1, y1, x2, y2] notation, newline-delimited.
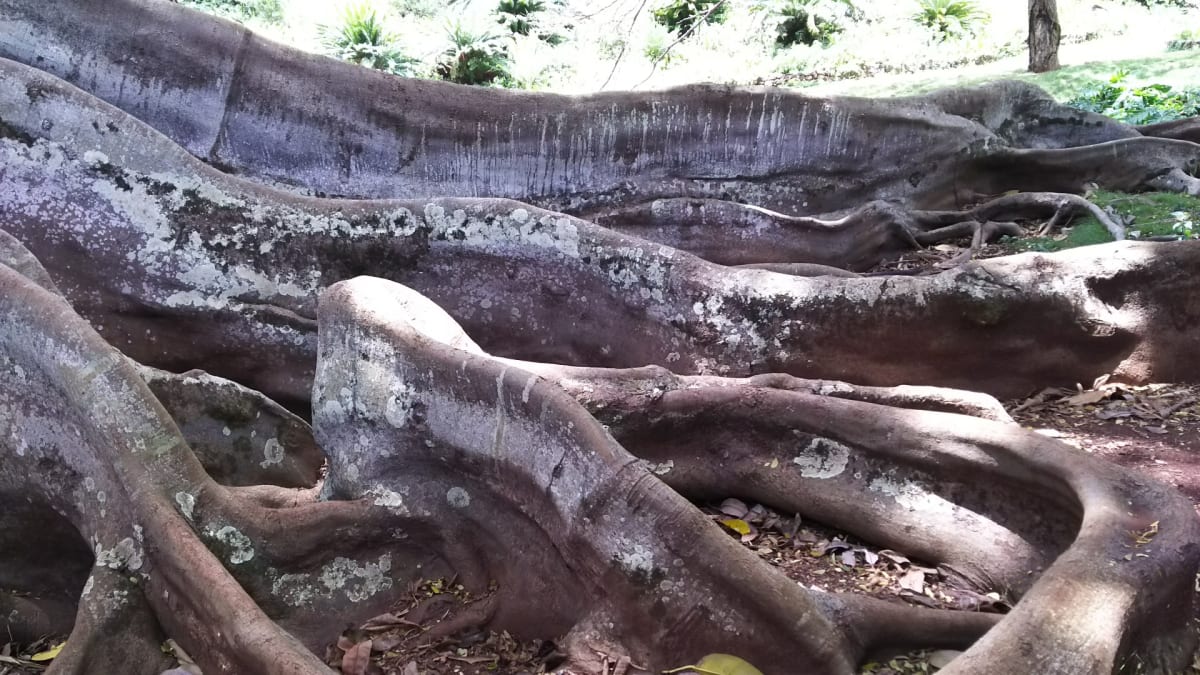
[1, 11, 1200, 674]
[5, 100, 1200, 403]
[1138, 116, 1200, 144]
[584, 191, 1118, 271]
[309, 276, 1200, 673]
[2, 233, 1198, 673]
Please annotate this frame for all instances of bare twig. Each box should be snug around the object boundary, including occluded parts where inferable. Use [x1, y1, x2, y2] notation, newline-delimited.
[633, 0, 728, 89]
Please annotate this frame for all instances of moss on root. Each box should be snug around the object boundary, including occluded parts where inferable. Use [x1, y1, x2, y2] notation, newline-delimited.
[1003, 189, 1200, 253]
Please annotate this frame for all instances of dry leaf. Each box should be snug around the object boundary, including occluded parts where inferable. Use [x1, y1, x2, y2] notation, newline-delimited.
[1066, 389, 1110, 406]
[928, 650, 962, 668]
[898, 569, 926, 593]
[341, 640, 372, 675]
[719, 518, 752, 536]
[30, 642, 64, 662]
[718, 498, 749, 519]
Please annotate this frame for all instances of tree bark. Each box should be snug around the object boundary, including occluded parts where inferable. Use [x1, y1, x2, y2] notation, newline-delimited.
[1028, 0, 1062, 73]
[2, 2, 1200, 674]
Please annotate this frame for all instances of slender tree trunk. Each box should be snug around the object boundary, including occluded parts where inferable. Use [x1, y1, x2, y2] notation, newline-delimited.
[1028, 0, 1061, 73]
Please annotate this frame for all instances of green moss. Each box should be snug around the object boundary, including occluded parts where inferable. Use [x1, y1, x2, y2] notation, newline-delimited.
[1002, 189, 1200, 253]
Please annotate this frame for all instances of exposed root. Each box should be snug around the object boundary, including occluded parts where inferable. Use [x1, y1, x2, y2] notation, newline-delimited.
[1138, 116, 1200, 144]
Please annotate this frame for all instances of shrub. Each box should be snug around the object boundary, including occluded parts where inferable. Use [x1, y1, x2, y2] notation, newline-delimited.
[1125, 0, 1196, 7]
[1067, 72, 1200, 125]
[179, 0, 283, 24]
[437, 23, 513, 86]
[912, 0, 988, 41]
[496, 0, 544, 35]
[390, 0, 442, 18]
[774, 0, 858, 48]
[319, 4, 416, 75]
[1168, 28, 1200, 51]
[495, 0, 567, 44]
[652, 0, 730, 36]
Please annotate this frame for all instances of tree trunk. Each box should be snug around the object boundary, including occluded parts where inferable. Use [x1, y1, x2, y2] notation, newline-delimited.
[2, 2, 1200, 674]
[1028, 0, 1062, 73]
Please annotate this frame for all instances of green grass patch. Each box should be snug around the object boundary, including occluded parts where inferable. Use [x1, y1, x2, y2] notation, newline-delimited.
[1002, 189, 1200, 253]
[803, 47, 1200, 99]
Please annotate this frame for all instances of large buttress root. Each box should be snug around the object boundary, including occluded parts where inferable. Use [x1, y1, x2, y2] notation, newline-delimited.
[1, 1, 1197, 218]
[1, 3, 1200, 672]
[2, 60, 1200, 405]
[313, 276, 1200, 673]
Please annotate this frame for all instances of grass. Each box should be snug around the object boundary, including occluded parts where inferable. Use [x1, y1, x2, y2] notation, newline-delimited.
[803, 44, 1200, 99]
[1003, 189, 1200, 253]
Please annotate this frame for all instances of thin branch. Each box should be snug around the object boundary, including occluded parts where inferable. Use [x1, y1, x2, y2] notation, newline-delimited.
[633, 0, 728, 89]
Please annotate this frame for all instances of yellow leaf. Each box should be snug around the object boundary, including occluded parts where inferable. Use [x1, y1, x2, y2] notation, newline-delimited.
[30, 642, 65, 662]
[663, 653, 765, 675]
[718, 519, 751, 536]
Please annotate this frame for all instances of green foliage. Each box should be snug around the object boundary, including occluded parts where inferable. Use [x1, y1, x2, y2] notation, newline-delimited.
[1066, 71, 1200, 124]
[773, 0, 857, 48]
[494, 0, 566, 44]
[497, 0, 544, 34]
[1168, 28, 1200, 51]
[437, 23, 512, 86]
[319, 4, 416, 75]
[643, 27, 675, 63]
[389, 0, 442, 18]
[1006, 219, 1113, 253]
[652, 0, 730, 36]
[179, 0, 283, 24]
[1125, 0, 1195, 7]
[911, 0, 988, 42]
[1005, 189, 1200, 253]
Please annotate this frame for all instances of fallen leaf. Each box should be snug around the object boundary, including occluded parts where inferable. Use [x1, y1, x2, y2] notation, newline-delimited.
[30, 642, 64, 662]
[401, 662, 419, 675]
[898, 569, 926, 593]
[928, 649, 962, 668]
[665, 653, 765, 675]
[1067, 389, 1111, 406]
[719, 518, 752, 536]
[361, 612, 408, 631]
[879, 549, 910, 566]
[371, 634, 404, 652]
[718, 498, 748, 519]
[341, 640, 372, 675]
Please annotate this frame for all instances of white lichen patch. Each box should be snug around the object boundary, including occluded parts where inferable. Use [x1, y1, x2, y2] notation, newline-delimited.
[175, 491, 195, 520]
[94, 537, 144, 572]
[319, 554, 393, 602]
[868, 474, 959, 516]
[209, 525, 255, 564]
[368, 486, 409, 514]
[647, 459, 675, 475]
[421, 203, 581, 258]
[792, 437, 851, 479]
[271, 573, 316, 606]
[259, 437, 284, 468]
[615, 543, 656, 576]
[446, 486, 471, 509]
[82, 150, 109, 167]
[383, 381, 419, 428]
